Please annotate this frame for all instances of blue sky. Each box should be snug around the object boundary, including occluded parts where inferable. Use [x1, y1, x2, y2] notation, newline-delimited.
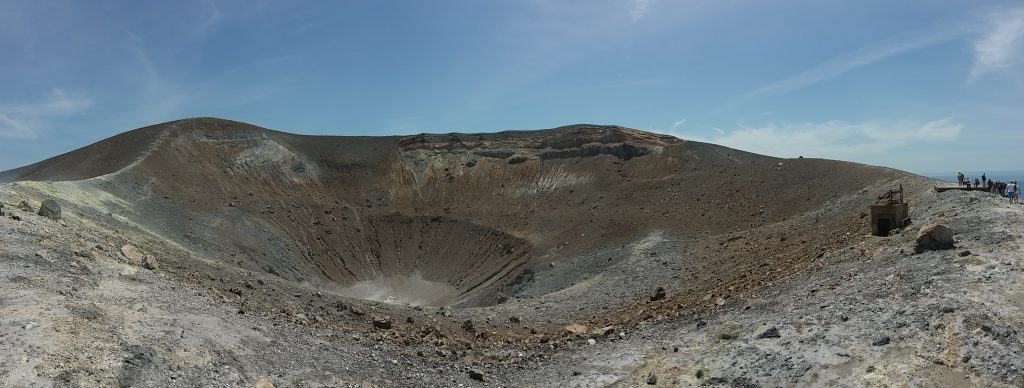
[1, 0, 1022, 174]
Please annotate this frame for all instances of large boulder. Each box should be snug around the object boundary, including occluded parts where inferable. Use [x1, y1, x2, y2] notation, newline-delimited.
[915, 224, 954, 253]
[37, 199, 61, 220]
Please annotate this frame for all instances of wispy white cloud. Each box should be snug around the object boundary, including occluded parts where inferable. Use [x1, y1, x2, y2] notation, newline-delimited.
[200, 0, 222, 31]
[969, 8, 1024, 79]
[0, 113, 37, 139]
[629, 0, 654, 22]
[670, 118, 962, 163]
[0, 88, 92, 139]
[5, 89, 92, 116]
[670, 117, 687, 130]
[744, 29, 962, 97]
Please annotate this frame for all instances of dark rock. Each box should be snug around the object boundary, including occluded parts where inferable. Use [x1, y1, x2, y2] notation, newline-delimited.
[372, 314, 392, 330]
[915, 224, 954, 253]
[958, 250, 971, 257]
[871, 335, 891, 346]
[18, 200, 32, 212]
[468, 369, 485, 382]
[646, 372, 657, 385]
[507, 156, 529, 165]
[754, 325, 781, 339]
[939, 305, 955, 313]
[462, 319, 475, 332]
[650, 287, 666, 301]
[37, 199, 61, 220]
[509, 316, 521, 324]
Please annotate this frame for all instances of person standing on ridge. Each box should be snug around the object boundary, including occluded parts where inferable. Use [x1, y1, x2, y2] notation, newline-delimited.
[1009, 181, 1019, 204]
[982, 173, 987, 186]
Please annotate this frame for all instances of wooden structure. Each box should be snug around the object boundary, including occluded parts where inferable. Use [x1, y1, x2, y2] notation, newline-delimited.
[871, 185, 910, 237]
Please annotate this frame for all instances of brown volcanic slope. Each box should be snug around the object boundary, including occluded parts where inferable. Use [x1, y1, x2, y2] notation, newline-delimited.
[0, 117, 916, 313]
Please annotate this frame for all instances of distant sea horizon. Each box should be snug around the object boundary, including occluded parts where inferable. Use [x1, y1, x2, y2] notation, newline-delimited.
[922, 170, 1024, 184]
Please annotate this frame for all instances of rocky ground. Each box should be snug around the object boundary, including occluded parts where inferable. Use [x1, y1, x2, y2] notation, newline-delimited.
[2, 179, 1023, 387]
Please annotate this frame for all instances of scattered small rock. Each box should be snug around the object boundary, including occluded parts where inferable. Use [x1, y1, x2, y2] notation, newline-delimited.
[468, 369, 485, 382]
[255, 377, 276, 388]
[565, 323, 588, 336]
[715, 321, 739, 341]
[120, 245, 145, 265]
[37, 199, 61, 220]
[939, 305, 956, 313]
[871, 335, 891, 346]
[753, 325, 781, 339]
[590, 326, 615, 338]
[18, 200, 32, 212]
[650, 287, 666, 301]
[646, 372, 658, 385]
[372, 314, 392, 330]
[462, 319, 475, 332]
[142, 256, 159, 271]
[958, 250, 971, 257]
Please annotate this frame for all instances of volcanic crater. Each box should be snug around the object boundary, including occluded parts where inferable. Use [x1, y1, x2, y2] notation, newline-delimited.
[5, 117, 992, 387]
[0, 118, 900, 310]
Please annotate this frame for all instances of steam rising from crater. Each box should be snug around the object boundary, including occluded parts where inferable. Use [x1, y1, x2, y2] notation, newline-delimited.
[338, 273, 459, 307]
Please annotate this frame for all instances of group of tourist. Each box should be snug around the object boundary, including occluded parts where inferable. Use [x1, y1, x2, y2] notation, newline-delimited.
[956, 171, 1019, 204]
